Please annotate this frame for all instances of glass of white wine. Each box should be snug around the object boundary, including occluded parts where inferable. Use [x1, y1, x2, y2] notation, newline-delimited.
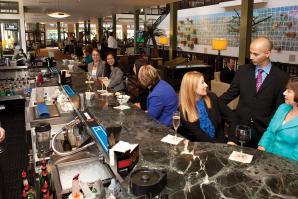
[172, 111, 180, 140]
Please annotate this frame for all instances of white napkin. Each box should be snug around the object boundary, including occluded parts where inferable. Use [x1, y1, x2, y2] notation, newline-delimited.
[161, 134, 184, 145]
[113, 105, 130, 110]
[228, 151, 253, 163]
[97, 89, 106, 94]
[100, 92, 113, 96]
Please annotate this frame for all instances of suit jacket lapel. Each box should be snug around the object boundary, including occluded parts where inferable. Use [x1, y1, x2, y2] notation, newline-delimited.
[279, 116, 298, 130]
[247, 65, 257, 95]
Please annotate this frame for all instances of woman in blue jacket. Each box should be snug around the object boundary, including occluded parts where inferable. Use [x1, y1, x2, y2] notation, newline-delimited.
[258, 78, 298, 161]
[138, 65, 178, 126]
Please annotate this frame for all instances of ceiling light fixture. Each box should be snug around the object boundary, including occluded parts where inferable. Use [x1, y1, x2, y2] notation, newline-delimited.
[48, 12, 70, 18]
[47, 0, 70, 19]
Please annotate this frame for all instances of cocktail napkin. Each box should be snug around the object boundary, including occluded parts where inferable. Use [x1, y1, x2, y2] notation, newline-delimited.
[100, 92, 113, 96]
[161, 134, 184, 145]
[113, 105, 130, 110]
[229, 151, 253, 163]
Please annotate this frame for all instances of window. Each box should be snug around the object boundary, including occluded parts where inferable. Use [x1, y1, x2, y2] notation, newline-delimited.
[0, 1, 19, 14]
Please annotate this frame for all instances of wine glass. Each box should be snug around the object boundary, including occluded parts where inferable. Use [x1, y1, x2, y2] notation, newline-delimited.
[97, 77, 106, 93]
[102, 78, 110, 93]
[172, 111, 180, 140]
[235, 125, 251, 156]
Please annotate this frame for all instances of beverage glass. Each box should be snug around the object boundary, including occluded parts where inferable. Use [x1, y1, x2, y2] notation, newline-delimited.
[235, 125, 251, 156]
[172, 111, 180, 140]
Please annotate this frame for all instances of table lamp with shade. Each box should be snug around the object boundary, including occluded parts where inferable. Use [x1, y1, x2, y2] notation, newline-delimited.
[212, 38, 228, 71]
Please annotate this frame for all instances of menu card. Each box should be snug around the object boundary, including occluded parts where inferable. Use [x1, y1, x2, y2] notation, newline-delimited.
[229, 151, 253, 163]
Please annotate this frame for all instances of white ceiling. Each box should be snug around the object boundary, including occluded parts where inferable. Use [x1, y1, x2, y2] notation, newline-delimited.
[24, 0, 179, 24]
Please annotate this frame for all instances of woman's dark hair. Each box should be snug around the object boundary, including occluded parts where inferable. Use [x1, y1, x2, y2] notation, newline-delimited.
[134, 58, 147, 76]
[83, 45, 93, 54]
[105, 52, 119, 77]
[287, 77, 298, 103]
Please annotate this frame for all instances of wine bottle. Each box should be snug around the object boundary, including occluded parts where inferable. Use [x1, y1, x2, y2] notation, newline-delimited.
[63, 131, 72, 151]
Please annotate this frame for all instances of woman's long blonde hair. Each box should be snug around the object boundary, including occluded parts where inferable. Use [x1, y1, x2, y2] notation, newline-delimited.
[179, 71, 211, 122]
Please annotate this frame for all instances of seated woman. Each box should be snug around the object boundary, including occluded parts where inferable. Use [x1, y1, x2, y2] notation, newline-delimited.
[258, 78, 298, 161]
[179, 71, 236, 142]
[131, 54, 149, 110]
[138, 65, 178, 126]
[84, 45, 93, 64]
[105, 52, 125, 92]
[87, 48, 105, 79]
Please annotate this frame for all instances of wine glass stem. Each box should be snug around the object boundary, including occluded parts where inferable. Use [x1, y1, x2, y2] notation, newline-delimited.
[240, 142, 243, 154]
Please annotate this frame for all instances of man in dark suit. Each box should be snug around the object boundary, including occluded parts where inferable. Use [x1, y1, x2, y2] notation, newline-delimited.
[220, 58, 236, 84]
[220, 37, 288, 147]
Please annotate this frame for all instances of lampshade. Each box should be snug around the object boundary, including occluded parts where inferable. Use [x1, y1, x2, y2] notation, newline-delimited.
[48, 12, 70, 19]
[212, 38, 228, 50]
[159, 36, 168, 45]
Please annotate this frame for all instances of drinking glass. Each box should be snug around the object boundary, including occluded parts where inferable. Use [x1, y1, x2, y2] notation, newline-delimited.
[172, 111, 180, 140]
[235, 125, 251, 155]
[102, 78, 110, 93]
[97, 77, 105, 93]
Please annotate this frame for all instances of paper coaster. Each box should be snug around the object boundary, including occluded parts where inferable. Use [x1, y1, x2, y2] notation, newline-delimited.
[229, 151, 253, 163]
[161, 134, 184, 145]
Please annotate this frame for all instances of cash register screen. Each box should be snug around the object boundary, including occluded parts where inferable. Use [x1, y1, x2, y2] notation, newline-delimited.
[91, 126, 109, 154]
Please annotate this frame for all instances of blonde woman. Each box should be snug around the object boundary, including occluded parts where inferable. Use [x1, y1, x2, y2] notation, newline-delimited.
[179, 71, 236, 143]
[138, 65, 178, 126]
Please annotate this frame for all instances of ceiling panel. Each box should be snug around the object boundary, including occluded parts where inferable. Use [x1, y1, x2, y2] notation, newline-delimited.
[24, 0, 179, 23]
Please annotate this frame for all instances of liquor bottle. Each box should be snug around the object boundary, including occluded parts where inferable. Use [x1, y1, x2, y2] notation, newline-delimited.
[21, 170, 29, 191]
[40, 180, 49, 199]
[39, 160, 52, 196]
[63, 131, 72, 151]
[22, 189, 27, 199]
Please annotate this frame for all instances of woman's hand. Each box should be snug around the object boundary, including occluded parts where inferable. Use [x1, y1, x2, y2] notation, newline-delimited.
[257, 146, 265, 151]
[134, 102, 141, 109]
[227, 141, 237, 146]
[0, 127, 5, 143]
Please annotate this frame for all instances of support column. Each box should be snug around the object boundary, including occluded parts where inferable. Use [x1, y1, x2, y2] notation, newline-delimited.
[97, 18, 103, 41]
[122, 25, 127, 40]
[75, 23, 79, 40]
[112, 14, 116, 36]
[134, 9, 140, 54]
[87, 20, 91, 42]
[0, 25, 3, 57]
[239, 0, 253, 65]
[57, 22, 61, 42]
[169, 2, 177, 61]
[84, 20, 87, 44]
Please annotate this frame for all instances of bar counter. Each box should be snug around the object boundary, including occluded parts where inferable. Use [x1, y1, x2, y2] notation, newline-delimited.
[65, 71, 298, 199]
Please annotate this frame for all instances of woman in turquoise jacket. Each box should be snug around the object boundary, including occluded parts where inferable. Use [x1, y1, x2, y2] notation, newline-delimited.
[258, 78, 298, 161]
